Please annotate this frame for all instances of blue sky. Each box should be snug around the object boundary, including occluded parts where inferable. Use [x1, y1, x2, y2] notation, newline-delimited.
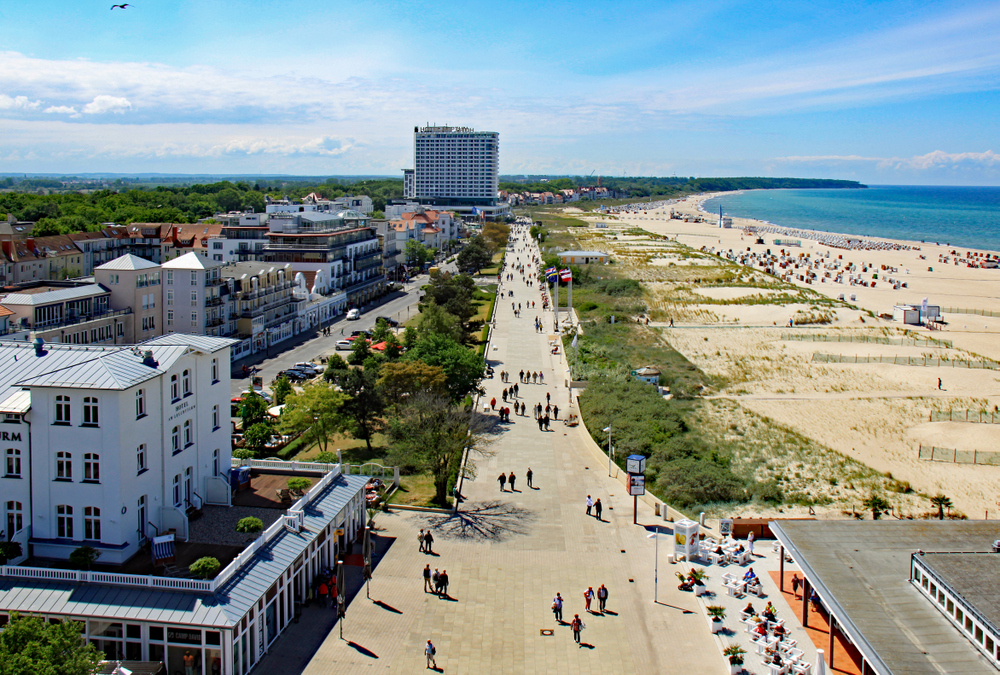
[1, 0, 999, 183]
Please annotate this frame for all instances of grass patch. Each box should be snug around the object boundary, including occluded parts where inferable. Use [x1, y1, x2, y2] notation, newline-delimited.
[388, 472, 451, 507]
[293, 432, 389, 464]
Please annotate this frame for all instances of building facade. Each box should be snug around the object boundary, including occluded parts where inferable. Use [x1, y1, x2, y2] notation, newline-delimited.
[94, 254, 164, 344]
[161, 253, 229, 338]
[0, 282, 133, 345]
[221, 262, 298, 353]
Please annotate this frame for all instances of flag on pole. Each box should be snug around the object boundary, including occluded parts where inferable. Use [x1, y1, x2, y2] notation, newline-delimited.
[545, 267, 558, 283]
[560, 268, 572, 282]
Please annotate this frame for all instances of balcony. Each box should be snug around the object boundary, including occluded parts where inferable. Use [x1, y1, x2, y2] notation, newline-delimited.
[240, 297, 293, 318]
[205, 297, 224, 307]
[29, 307, 132, 331]
[206, 317, 224, 328]
[205, 277, 224, 287]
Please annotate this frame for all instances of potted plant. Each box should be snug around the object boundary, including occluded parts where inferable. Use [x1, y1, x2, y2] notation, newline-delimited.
[688, 568, 708, 596]
[0, 541, 23, 565]
[235, 516, 264, 537]
[287, 477, 312, 497]
[723, 644, 747, 675]
[189, 556, 221, 580]
[706, 605, 726, 634]
[69, 545, 101, 570]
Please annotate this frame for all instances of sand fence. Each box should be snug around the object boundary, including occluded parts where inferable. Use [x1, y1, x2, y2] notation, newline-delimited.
[783, 333, 952, 348]
[930, 409, 1000, 424]
[812, 352, 999, 369]
[918, 445, 1000, 466]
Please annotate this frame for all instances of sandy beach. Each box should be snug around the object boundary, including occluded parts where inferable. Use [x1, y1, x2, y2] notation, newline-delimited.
[556, 194, 1000, 520]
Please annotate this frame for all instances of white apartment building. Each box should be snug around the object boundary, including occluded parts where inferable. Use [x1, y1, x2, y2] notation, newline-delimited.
[0, 334, 233, 565]
[206, 213, 270, 264]
[412, 125, 499, 203]
[162, 253, 229, 338]
[94, 254, 163, 344]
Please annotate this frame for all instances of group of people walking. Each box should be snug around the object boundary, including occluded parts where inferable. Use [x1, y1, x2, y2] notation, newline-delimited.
[497, 468, 533, 491]
[551, 584, 611, 645]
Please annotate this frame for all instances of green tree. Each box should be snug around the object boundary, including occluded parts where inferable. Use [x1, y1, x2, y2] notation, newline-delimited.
[341, 367, 385, 452]
[242, 190, 266, 213]
[370, 318, 392, 344]
[243, 422, 273, 456]
[216, 188, 242, 213]
[239, 392, 269, 430]
[377, 360, 448, 403]
[271, 376, 293, 406]
[189, 557, 221, 579]
[402, 325, 418, 351]
[480, 222, 510, 251]
[930, 494, 953, 520]
[403, 333, 485, 401]
[323, 353, 350, 383]
[383, 332, 403, 360]
[286, 477, 312, 494]
[278, 382, 349, 454]
[863, 492, 891, 520]
[349, 335, 372, 365]
[0, 613, 103, 675]
[416, 301, 464, 344]
[386, 393, 493, 505]
[424, 273, 477, 329]
[68, 546, 101, 570]
[456, 236, 494, 275]
[405, 239, 432, 267]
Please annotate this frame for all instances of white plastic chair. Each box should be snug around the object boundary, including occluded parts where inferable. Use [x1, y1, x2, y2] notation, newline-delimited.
[791, 663, 811, 675]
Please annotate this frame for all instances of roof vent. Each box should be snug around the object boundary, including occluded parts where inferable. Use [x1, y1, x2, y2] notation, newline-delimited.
[142, 350, 159, 368]
[33, 337, 45, 356]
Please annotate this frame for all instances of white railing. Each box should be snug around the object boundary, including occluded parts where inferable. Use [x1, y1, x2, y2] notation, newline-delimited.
[0, 565, 213, 592]
[232, 457, 342, 474]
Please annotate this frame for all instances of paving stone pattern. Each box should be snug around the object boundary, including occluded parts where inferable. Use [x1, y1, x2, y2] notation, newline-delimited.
[257, 227, 726, 674]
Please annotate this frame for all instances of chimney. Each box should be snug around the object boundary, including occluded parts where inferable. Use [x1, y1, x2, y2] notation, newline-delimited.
[142, 350, 158, 368]
[25, 237, 35, 253]
[33, 337, 45, 356]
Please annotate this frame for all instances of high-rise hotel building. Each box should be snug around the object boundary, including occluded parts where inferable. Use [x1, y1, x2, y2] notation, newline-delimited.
[402, 125, 508, 218]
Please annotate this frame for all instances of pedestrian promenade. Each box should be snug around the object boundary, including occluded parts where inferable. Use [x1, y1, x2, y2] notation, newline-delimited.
[260, 225, 725, 674]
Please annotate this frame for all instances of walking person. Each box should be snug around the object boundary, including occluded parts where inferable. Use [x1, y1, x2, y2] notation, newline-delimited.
[584, 586, 595, 612]
[543, 414, 550, 431]
[553, 404, 559, 420]
[508, 471, 516, 491]
[597, 584, 609, 613]
[747, 530, 755, 556]
[586, 495, 593, 516]
[594, 498, 603, 520]
[539, 372, 544, 385]
[432, 568, 440, 593]
[419, 528, 426, 552]
[552, 592, 564, 623]
[571, 614, 584, 644]
[424, 529, 434, 554]
[537, 415, 544, 431]
[423, 564, 432, 592]
[513, 383, 519, 398]
[546, 392, 550, 405]
[498, 473, 507, 491]
[490, 397, 497, 411]
[519, 369, 524, 383]
[526, 467, 533, 488]
[520, 401, 526, 416]
[425, 640, 437, 670]
[439, 570, 449, 597]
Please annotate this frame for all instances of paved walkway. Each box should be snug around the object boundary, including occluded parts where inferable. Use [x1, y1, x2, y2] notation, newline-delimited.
[261, 226, 725, 674]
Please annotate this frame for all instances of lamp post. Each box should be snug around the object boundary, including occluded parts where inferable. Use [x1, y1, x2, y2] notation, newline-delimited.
[647, 529, 661, 604]
[603, 425, 613, 477]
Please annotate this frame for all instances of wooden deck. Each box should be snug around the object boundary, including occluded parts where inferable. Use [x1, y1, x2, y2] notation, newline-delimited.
[232, 469, 323, 509]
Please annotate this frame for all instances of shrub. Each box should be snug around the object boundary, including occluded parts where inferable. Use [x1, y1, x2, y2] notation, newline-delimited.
[235, 517, 264, 534]
[68, 545, 101, 570]
[0, 541, 23, 563]
[190, 556, 221, 579]
[287, 477, 312, 493]
[753, 479, 784, 504]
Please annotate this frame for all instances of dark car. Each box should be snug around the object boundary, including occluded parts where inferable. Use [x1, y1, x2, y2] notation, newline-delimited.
[376, 316, 399, 327]
[350, 330, 372, 339]
[276, 369, 308, 383]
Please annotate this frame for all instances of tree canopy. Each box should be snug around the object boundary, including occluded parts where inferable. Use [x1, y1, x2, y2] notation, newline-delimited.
[403, 332, 484, 401]
[279, 382, 349, 454]
[0, 613, 103, 675]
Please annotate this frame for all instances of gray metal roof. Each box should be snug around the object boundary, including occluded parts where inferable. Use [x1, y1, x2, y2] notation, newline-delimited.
[96, 254, 160, 271]
[921, 553, 1000, 635]
[141, 334, 237, 354]
[16, 349, 164, 390]
[772, 520, 1000, 675]
[0, 473, 370, 628]
[558, 250, 608, 257]
[0, 342, 123, 403]
[0, 284, 108, 306]
[0, 389, 32, 413]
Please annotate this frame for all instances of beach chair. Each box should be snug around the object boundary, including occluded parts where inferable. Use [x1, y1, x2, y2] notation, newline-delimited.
[790, 662, 811, 675]
[276, 488, 292, 503]
[766, 663, 789, 675]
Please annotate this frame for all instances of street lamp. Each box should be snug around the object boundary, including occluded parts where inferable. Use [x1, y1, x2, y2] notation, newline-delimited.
[647, 528, 663, 604]
[603, 426, 613, 477]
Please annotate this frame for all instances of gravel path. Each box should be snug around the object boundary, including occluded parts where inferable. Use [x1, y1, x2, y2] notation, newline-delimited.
[188, 505, 284, 547]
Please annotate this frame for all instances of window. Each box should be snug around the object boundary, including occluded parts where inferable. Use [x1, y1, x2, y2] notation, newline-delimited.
[172, 474, 181, 506]
[191, 312, 198, 324]
[83, 453, 100, 482]
[56, 452, 72, 480]
[213, 449, 220, 477]
[55, 395, 71, 424]
[190, 290, 198, 306]
[117, 322, 124, 337]
[166, 289, 174, 305]
[191, 271, 198, 285]
[167, 310, 174, 325]
[137, 495, 147, 542]
[182, 369, 191, 396]
[4, 448, 20, 477]
[212, 358, 219, 383]
[57, 505, 73, 538]
[183, 419, 192, 447]
[171, 426, 180, 454]
[166, 270, 173, 285]
[136, 389, 146, 418]
[5, 501, 23, 536]
[136, 444, 147, 474]
[212, 405, 220, 430]
[84, 507, 101, 540]
[170, 374, 179, 402]
[82, 397, 99, 426]
[184, 466, 192, 504]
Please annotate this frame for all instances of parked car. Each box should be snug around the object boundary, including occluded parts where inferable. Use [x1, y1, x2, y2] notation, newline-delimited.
[376, 316, 399, 327]
[346, 308, 360, 320]
[294, 362, 321, 375]
[335, 340, 353, 351]
[238, 390, 272, 403]
[276, 370, 308, 383]
[350, 330, 371, 339]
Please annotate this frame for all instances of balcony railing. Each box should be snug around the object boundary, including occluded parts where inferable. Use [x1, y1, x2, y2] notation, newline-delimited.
[30, 307, 132, 331]
[206, 317, 224, 327]
[205, 297, 224, 307]
[204, 277, 224, 287]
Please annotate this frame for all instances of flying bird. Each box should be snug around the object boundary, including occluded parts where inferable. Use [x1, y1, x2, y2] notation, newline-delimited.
[110, 3, 132, 9]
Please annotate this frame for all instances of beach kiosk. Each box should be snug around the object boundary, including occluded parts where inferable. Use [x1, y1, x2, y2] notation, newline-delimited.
[631, 366, 660, 386]
[673, 518, 700, 562]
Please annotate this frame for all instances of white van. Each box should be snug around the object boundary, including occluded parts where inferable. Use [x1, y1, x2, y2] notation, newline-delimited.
[346, 309, 360, 321]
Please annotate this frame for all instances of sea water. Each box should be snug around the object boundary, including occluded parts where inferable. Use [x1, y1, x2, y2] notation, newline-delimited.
[703, 186, 1000, 252]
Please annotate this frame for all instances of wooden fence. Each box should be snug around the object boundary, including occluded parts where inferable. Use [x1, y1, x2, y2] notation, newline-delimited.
[918, 445, 1000, 466]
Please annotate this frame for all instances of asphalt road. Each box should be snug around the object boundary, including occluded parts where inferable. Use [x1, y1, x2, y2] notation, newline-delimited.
[229, 264, 458, 401]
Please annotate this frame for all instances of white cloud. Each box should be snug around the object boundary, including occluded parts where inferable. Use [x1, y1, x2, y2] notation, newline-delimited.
[43, 105, 78, 115]
[82, 95, 132, 115]
[0, 94, 41, 110]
